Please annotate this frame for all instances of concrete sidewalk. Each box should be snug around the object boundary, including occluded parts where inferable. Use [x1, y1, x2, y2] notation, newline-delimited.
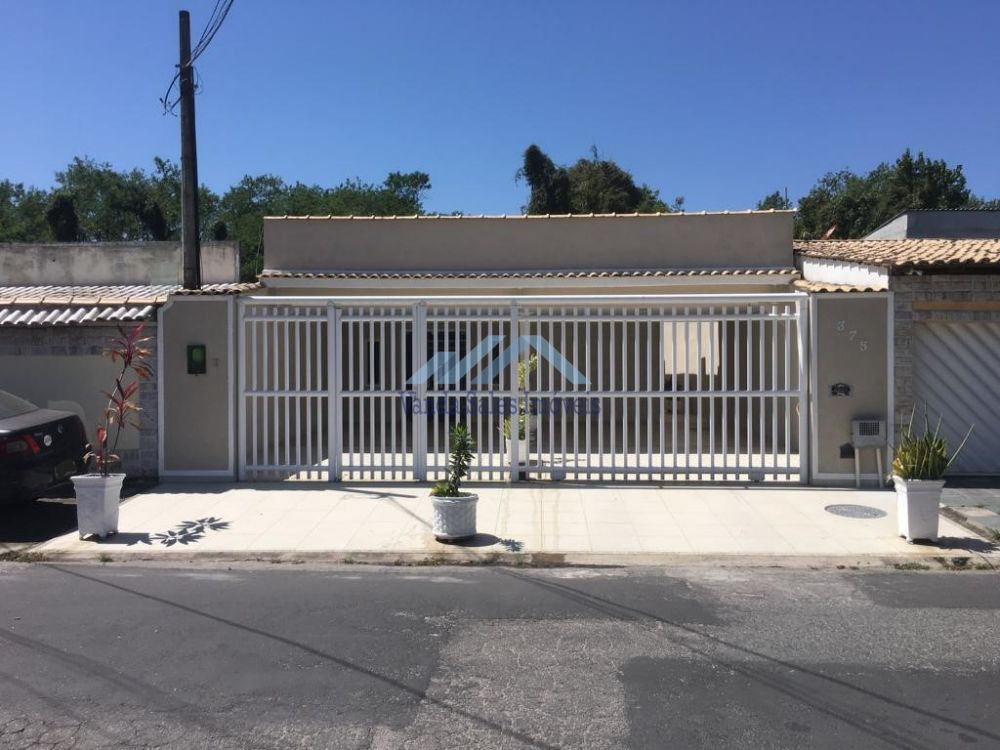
[33, 482, 999, 567]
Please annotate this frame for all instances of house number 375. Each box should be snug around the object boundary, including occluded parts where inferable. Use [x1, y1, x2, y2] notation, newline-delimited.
[836, 320, 868, 352]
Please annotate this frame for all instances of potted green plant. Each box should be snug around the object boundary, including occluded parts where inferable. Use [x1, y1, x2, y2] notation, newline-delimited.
[501, 353, 537, 466]
[891, 404, 972, 543]
[430, 424, 478, 541]
[71, 324, 152, 540]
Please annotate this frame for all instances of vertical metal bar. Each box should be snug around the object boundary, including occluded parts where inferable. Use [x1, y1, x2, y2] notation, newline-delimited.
[294, 316, 301, 474]
[771, 308, 778, 479]
[390, 315, 397, 478]
[347, 309, 355, 478]
[797, 298, 810, 484]
[238, 300, 248, 480]
[696, 312, 703, 479]
[561, 315, 568, 475]
[759, 305, 766, 471]
[283, 317, 290, 472]
[379, 317, 386, 479]
[645, 315, 652, 479]
[684, 308, 690, 474]
[785, 308, 791, 474]
[659, 315, 665, 475]
[508, 302, 520, 481]
[328, 303, 341, 481]
[709, 307, 715, 478]
[719, 307, 730, 479]
[610, 314, 617, 478]
[597, 314, 603, 478]
[272, 313, 279, 478]
[671, 315, 677, 477]
[413, 303, 428, 481]
[746, 309, 752, 478]
[585, 313, 592, 479]
[261, 311, 268, 475]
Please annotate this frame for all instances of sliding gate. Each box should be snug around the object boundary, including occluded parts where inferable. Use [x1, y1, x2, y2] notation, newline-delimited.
[239, 294, 809, 483]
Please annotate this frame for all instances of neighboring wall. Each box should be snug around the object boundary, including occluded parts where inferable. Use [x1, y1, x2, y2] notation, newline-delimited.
[0, 241, 240, 285]
[811, 295, 890, 481]
[159, 297, 235, 477]
[867, 211, 1000, 240]
[0, 324, 158, 476]
[263, 212, 794, 273]
[892, 273, 1000, 426]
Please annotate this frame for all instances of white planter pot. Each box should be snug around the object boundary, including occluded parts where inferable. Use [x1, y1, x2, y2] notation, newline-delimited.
[72, 474, 124, 540]
[431, 493, 478, 541]
[504, 438, 530, 466]
[893, 476, 944, 542]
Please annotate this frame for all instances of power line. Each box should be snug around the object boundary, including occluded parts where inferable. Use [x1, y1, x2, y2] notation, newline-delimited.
[160, 0, 234, 115]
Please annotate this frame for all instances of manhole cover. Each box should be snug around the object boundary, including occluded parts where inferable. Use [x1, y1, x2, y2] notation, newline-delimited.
[824, 504, 887, 519]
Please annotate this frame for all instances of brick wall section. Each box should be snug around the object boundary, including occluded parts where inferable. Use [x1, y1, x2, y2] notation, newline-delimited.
[891, 274, 1000, 431]
[0, 323, 158, 476]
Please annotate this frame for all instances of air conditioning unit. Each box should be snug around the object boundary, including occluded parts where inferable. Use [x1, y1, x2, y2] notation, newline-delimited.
[851, 419, 886, 448]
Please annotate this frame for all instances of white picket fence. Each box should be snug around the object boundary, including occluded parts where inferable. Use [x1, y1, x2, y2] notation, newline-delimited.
[238, 294, 809, 483]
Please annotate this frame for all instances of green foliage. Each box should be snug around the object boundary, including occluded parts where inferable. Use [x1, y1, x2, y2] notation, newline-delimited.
[431, 424, 476, 497]
[0, 180, 50, 241]
[518, 144, 677, 215]
[501, 354, 538, 440]
[45, 192, 80, 241]
[891, 404, 973, 480]
[0, 157, 431, 282]
[756, 190, 793, 211]
[795, 149, 983, 239]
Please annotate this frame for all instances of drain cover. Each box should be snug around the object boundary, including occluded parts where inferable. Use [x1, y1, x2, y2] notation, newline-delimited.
[824, 504, 887, 519]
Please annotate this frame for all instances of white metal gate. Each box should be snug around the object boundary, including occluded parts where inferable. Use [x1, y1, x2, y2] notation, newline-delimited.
[239, 294, 809, 483]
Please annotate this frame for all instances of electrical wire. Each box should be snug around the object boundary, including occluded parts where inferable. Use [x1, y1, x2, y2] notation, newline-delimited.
[160, 0, 234, 115]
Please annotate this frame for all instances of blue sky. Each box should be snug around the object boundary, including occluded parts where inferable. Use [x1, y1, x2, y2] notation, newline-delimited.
[2, 0, 998, 214]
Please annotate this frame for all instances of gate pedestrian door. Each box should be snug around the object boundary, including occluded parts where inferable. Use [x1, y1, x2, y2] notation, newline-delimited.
[239, 295, 809, 483]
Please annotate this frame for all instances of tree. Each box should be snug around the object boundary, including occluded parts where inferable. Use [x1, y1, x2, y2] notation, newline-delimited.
[217, 171, 432, 279]
[756, 190, 792, 211]
[518, 145, 677, 214]
[0, 180, 49, 241]
[45, 192, 81, 241]
[795, 150, 976, 239]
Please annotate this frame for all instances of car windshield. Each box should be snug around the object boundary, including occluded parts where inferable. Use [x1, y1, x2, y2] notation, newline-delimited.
[0, 390, 38, 419]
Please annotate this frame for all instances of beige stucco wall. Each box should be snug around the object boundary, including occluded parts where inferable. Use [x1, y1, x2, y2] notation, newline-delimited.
[263, 212, 794, 273]
[0, 324, 158, 475]
[160, 297, 234, 474]
[0, 241, 240, 286]
[811, 295, 890, 479]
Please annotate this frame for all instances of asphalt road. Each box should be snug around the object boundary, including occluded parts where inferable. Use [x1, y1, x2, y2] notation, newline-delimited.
[1, 563, 998, 749]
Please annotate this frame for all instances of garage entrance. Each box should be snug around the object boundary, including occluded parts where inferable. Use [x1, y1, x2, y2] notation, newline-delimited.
[238, 294, 808, 484]
[913, 321, 1000, 475]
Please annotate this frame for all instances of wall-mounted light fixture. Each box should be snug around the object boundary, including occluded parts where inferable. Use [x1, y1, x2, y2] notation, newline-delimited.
[187, 344, 207, 375]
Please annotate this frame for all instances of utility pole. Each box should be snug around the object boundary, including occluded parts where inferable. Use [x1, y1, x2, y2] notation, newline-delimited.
[179, 10, 201, 290]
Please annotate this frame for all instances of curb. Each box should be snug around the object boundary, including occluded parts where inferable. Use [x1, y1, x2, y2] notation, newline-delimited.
[14, 547, 999, 571]
[941, 506, 1000, 543]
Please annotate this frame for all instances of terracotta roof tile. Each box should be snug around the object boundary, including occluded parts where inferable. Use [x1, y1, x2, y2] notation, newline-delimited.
[794, 239, 1000, 269]
[792, 279, 882, 294]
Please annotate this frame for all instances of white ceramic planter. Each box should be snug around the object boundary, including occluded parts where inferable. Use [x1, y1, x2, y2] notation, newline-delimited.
[72, 474, 124, 540]
[505, 438, 530, 466]
[431, 493, 478, 541]
[893, 476, 944, 542]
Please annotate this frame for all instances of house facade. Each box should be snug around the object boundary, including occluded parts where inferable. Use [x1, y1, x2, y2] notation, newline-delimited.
[155, 210, 892, 486]
[797, 210, 1000, 476]
[0, 241, 249, 477]
[13, 211, 993, 487]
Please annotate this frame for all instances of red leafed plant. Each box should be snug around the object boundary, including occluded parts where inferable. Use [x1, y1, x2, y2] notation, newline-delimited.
[86, 324, 154, 476]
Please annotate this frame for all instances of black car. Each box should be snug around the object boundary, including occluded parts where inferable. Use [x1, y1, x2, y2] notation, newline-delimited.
[0, 389, 89, 504]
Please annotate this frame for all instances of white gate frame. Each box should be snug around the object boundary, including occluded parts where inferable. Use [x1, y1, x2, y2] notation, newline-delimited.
[238, 293, 810, 484]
